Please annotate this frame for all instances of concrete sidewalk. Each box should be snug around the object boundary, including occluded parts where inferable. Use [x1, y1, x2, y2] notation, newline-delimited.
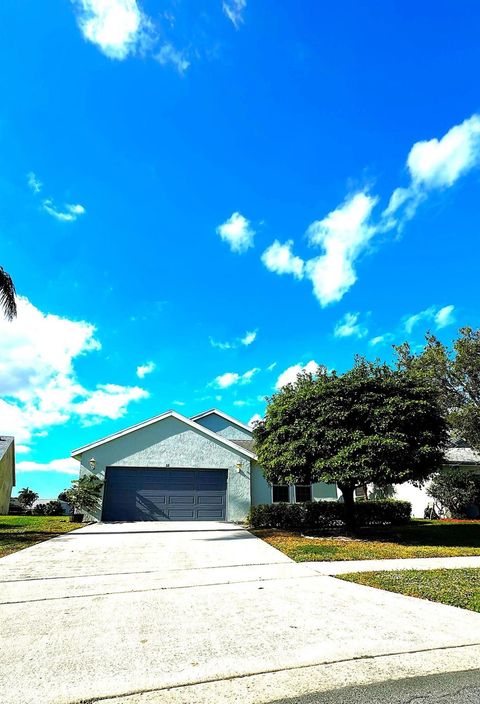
[1, 522, 480, 704]
[305, 555, 480, 575]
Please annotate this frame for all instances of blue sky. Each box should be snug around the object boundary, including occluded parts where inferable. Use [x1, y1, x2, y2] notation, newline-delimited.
[1, 0, 480, 497]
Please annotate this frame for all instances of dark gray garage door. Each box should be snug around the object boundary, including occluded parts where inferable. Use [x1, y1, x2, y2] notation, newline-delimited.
[102, 467, 228, 521]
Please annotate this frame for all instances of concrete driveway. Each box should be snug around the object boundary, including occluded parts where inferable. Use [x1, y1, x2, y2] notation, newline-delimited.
[1, 522, 480, 704]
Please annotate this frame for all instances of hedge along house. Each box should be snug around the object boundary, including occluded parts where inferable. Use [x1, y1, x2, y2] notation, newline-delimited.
[71, 409, 337, 522]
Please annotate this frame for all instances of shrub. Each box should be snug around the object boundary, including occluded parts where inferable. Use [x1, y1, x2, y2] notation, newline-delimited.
[32, 504, 46, 515]
[428, 467, 480, 518]
[248, 499, 411, 531]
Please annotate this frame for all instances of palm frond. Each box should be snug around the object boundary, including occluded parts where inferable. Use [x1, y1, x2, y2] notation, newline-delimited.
[0, 266, 17, 320]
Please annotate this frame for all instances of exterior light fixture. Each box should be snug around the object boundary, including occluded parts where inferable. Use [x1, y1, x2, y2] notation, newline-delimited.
[89, 457, 96, 470]
[236, 461, 243, 473]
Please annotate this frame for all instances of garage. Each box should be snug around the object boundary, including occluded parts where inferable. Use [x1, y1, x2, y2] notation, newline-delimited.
[102, 467, 228, 521]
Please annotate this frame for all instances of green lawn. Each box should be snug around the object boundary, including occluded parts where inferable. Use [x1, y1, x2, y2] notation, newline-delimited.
[0, 516, 81, 558]
[339, 568, 480, 613]
[253, 519, 480, 561]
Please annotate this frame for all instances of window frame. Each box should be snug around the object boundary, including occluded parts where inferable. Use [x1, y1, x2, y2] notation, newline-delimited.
[271, 484, 290, 503]
[294, 484, 312, 503]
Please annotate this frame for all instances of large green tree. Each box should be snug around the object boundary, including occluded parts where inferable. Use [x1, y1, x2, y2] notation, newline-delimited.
[253, 359, 447, 526]
[0, 266, 17, 320]
[395, 327, 480, 451]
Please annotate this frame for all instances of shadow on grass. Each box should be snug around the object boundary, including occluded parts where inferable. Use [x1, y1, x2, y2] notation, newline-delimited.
[255, 521, 480, 548]
[356, 521, 480, 548]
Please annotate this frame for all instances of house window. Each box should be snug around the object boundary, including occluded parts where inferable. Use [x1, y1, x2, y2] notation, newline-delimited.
[295, 485, 312, 503]
[272, 485, 290, 503]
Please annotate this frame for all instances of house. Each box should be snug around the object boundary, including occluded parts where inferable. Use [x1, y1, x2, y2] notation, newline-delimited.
[392, 442, 480, 517]
[0, 437, 15, 514]
[71, 409, 337, 522]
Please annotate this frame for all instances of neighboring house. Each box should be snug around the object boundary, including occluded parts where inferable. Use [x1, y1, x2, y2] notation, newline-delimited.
[392, 442, 480, 517]
[0, 436, 15, 514]
[31, 499, 71, 515]
[71, 409, 337, 522]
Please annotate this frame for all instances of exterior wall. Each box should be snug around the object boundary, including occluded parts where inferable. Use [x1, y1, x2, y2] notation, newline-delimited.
[392, 463, 480, 518]
[0, 444, 14, 514]
[79, 416, 251, 523]
[392, 482, 431, 518]
[250, 464, 339, 505]
[193, 413, 252, 440]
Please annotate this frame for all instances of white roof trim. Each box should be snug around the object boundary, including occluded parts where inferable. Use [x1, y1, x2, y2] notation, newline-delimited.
[190, 408, 253, 435]
[71, 410, 257, 461]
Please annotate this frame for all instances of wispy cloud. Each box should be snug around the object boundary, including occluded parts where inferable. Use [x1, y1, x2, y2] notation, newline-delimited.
[155, 43, 190, 75]
[435, 305, 455, 328]
[16, 458, 79, 476]
[217, 212, 255, 254]
[275, 360, 319, 389]
[369, 333, 394, 347]
[223, 0, 246, 28]
[333, 312, 368, 339]
[210, 329, 257, 350]
[72, 0, 155, 60]
[43, 200, 86, 222]
[27, 172, 42, 194]
[404, 304, 456, 334]
[136, 361, 156, 378]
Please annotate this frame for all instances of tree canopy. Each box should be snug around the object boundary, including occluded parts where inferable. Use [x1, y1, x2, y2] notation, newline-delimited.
[395, 327, 480, 451]
[17, 487, 39, 509]
[253, 359, 447, 525]
[63, 475, 103, 518]
[0, 266, 16, 320]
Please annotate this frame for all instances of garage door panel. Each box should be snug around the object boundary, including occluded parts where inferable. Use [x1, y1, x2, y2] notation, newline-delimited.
[102, 468, 227, 521]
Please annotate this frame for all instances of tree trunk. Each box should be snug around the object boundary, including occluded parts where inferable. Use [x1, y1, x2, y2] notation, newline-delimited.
[338, 483, 356, 531]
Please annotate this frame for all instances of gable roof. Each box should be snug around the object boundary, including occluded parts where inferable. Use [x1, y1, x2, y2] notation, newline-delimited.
[71, 410, 257, 461]
[445, 445, 480, 465]
[190, 408, 253, 435]
[0, 436, 14, 462]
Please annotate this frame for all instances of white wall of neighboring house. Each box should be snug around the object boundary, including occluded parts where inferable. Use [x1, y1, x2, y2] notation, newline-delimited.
[392, 482, 432, 518]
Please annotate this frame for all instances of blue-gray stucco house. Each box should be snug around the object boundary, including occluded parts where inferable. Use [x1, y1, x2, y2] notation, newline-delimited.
[71, 409, 338, 522]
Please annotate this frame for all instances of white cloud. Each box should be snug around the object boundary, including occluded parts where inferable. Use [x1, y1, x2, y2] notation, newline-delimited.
[27, 172, 42, 194]
[248, 413, 262, 427]
[404, 304, 455, 334]
[369, 333, 394, 347]
[334, 312, 368, 339]
[136, 361, 156, 378]
[435, 305, 455, 328]
[155, 43, 190, 74]
[173, 400, 185, 406]
[16, 458, 79, 476]
[0, 297, 148, 446]
[241, 330, 257, 346]
[261, 114, 480, 307]
[223, 0, 246, 28]
[43, 200, 86, 222]
[275, 360, 319, 390]
[385, 114, 480, 227]
[261, 240, 304, 279]
[217, 212, 255, 254]
[213, 367, 259, 389]
[306, 192, 379, 306]
[215, 372, 240, 388]
[267, 361, 277, 372]
[210, 329, 258, 350]
[72, 0, 155, 60]
[407, 115, 480, 189]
